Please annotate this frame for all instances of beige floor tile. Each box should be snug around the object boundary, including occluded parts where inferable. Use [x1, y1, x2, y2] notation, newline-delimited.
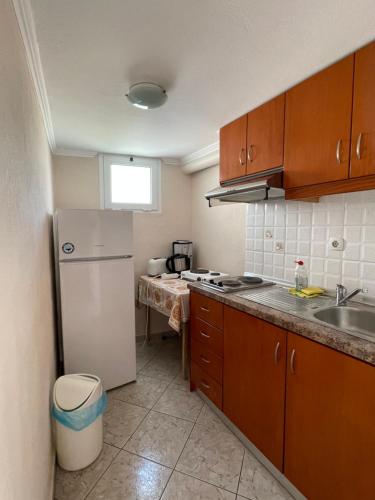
[161, 471, 236, 500]
[124, 410, 193, 467]
[136, 341, 161, 357]
[158, 343, 181, 358]
[109, 376, 169, 409]
[138, 357, 180, 382]
[176, 423, 244, 493]
[103, 399, 148, 448]
[54, 444, 119, 500]
[136, 354, 152, 372]
[136, 343, 160, 371]
[169, 373, 190, 392]
[153, 387, 203, 421]
[238, 450, 293, 500]
[86, 450, 172, 500]
[196, 404, 229, 432]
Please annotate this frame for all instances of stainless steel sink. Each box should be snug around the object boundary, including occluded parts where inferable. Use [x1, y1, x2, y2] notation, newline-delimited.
[313, 306, 375, 339]
[239, 285, 375, 343]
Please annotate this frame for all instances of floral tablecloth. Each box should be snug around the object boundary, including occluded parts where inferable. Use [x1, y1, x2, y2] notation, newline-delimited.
[138, 276, 190, 332]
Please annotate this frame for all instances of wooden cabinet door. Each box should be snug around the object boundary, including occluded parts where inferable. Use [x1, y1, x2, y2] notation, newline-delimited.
[285, 332, 375, 500]
[220, 115, 247, 183]
[350, 41, 375, 178]
[284, 55, 354, 188]
[246, 94, 285, 175]
[223, 306, 286, 470]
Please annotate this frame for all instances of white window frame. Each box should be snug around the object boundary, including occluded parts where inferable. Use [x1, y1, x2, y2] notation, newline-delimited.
[99, 154, 161, 212]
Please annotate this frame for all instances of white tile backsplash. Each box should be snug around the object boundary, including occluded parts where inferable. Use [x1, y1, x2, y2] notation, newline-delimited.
[245, 191, 375, 297]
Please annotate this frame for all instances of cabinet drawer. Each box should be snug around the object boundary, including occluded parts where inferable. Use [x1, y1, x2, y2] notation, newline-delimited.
[191, 316, 223, 356]
[191, 338, 223, 384]
[191, 292, 223, 329]
[191, 361, 222, 409]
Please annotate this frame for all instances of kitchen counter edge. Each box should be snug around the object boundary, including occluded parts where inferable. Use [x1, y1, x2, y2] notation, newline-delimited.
[188, 282, 375, 367]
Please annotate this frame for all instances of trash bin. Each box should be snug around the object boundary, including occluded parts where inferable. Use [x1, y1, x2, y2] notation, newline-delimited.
[52, 374, 107, 471]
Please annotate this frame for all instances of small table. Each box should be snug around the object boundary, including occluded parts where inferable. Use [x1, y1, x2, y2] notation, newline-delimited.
[138, 276, 190, 378]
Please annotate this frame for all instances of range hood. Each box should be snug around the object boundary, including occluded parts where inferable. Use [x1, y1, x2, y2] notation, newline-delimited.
[205, 168, 284, 207]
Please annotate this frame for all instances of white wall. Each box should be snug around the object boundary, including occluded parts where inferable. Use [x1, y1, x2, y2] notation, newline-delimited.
[52, 156, 192, 335]
[245, 192, 375, 301]
[53, 155, 100, 208]
[191, 165, 246, 276]
[0, 1, 56, 499]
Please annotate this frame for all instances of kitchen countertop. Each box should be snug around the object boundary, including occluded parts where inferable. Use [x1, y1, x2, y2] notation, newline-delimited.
[188, 282, 375, 367]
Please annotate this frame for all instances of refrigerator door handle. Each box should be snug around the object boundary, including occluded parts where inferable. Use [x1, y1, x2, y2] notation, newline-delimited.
[60, 255, 133, 263]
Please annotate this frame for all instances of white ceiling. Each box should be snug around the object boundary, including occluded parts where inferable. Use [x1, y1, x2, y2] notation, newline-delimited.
[30, 0, 375, 159]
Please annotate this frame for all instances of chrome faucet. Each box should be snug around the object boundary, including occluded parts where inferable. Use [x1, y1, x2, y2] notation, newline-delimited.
[336, 284, 365, 306]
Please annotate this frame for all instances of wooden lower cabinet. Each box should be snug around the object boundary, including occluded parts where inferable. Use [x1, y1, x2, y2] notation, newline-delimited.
[191, 361, 222, 409]
[285, 332, 375, 500]
[190, 292, 375, 498]
[223, 306, 286, 470]
[190, 316, 223, 356]
[191, 337, 223, 383]
[190, 291, 224, 409]
[191, 291, 223, 330]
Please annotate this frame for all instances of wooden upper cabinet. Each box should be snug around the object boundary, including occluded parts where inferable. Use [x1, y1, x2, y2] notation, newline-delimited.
[284, 55, 354, 189]
[350, 41, 375, 178]
[285, 332, 375, 500]
[220, 115, 247, 183]
[223, 306, 286, 471]
[246, 94, 285, 175]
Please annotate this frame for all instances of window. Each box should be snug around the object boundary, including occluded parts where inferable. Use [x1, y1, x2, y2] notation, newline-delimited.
[100, 154, 161, 211]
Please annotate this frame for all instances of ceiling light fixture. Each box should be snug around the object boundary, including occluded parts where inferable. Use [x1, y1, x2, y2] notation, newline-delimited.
[126, 82, 167, 109]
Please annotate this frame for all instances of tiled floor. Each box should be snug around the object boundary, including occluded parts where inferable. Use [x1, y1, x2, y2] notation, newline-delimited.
[54, 336, 293, 500]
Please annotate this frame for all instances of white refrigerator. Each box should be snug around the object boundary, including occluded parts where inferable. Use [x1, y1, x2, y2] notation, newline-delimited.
[54, 209, 136, 390]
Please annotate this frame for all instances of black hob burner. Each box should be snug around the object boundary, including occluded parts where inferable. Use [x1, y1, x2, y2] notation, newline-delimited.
[201, 275, 274, 293]
[190, 268, 209, 274]
[240, 276, 263, 284]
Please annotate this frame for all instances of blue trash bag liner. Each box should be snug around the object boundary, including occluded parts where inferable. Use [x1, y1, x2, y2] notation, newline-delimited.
[52, 392, 108, 431]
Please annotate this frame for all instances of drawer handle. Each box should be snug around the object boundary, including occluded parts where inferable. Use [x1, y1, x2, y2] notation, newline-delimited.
[200, 330, 210, 339]
[274, 341, 281, 365]
[200, 306, 210, 312]
[356, 133, 363, 160]
[200, 355, 211, 364]
[200, 380, 210, 390]
[290, 349, 296, 374]
[336, 139, 342, 164]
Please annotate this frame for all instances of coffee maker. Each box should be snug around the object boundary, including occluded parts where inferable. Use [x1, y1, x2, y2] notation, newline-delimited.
[166, 240, 193, 274]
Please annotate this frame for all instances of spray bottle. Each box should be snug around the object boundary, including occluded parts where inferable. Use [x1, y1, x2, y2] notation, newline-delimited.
[295, 259, 308, 291]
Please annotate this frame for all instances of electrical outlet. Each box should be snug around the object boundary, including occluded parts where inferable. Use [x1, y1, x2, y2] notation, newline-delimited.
[329, 237, 344, 251]
[265, 230, 273, 239]
[275, 241, 284, 252]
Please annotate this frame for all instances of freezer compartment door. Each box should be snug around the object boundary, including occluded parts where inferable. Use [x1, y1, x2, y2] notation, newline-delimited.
[59, 257, 136, 390]
[56, 209, 133, 260]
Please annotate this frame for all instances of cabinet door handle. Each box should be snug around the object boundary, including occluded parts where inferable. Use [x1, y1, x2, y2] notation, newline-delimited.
[356, 133, 363, 160]
[200, 380, 210, 390]
[336, 139, 342, 164]
[200, 306, 210, 312]
[238, 148, 246, 166]
[200, 355, 211, 364]
[290, 349, 296, 374]
[247, 145, 254, 162]
[274, 341, 281, 365]
[200, 330, 210, 339]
